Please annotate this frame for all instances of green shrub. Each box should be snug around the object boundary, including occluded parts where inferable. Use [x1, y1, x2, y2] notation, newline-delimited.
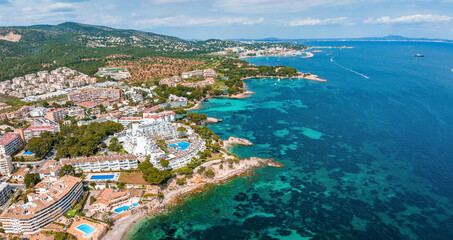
[204, 169, 215, 178]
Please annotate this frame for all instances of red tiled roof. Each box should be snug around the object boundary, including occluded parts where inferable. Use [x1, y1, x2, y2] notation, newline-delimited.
[144, 112, 175, 119]
[143, 105, 163, 113]
[0, 132, 20, 146]
[26, 126, 58, 131]
[119, 117, 142, 121]
[46, 108, 65, 113]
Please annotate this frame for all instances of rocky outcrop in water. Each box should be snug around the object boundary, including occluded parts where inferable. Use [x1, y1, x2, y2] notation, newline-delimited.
[224, 137, 253, 149]
[204, 117, 223, 123]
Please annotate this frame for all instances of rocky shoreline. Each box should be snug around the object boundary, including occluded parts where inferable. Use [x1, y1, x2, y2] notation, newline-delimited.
[115, 156, 282, 240]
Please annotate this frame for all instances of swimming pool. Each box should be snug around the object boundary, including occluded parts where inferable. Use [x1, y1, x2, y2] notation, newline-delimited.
[23, 150, 34, 155]
[132, 203, 139, 207]
[77, 224, 95, 235]
[90, 174, 115, 180]
[114, 205, 130, 213]
[168, 141, 191, 151]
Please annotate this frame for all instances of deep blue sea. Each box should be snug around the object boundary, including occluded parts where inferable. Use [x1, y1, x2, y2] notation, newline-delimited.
[128, 41, 453, 240]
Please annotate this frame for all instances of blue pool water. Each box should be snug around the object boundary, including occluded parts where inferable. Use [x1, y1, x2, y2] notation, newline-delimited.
[169, 141, 191, 150]
[115, 205, 130, 213]
[77, 224, 95, 235]
[133, 203, 139, 207]
[23, 150, 33, 155]
[90, 174, 115, 180]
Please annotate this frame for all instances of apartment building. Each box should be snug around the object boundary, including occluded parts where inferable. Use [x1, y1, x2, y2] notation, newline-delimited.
[60, 154, 138, 172]
[0, 183, 11, 206]
[38, 160, 61, 179]
[4, 106, 30, 119]
[0, 176, 83, 234]
[118, 117, 142, 127]
[0, 132, 23, 156]
[181, 70, 203, 79]
[24, 118, 60, 141]
[143, 111, 176, 124]
[45, 108, 66, 122]
[66, 106, 85, 117]
[91, 188, 130, 212]
[0, 155, 13, 176]
[68, 88, 122, 103]
[202, 69, 217, 77]
[143, 105, 164, 117]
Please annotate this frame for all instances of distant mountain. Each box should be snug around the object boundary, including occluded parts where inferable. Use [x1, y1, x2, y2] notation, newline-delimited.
[0, 22, 303, 81]
[230, 35, 452, 43]
[0, 22, 209, 80]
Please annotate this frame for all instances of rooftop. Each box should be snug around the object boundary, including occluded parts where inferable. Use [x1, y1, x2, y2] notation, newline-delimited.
[38, 160, 61, 174]
[46, 108, 65, 113]
[0, 132, 20, 146]
[143, 105, 163, 113]
[1, 175, 82, 219]
[93, 188, 129, 207]
[30, 117, 58, 127]
[60, 154, 137, 165]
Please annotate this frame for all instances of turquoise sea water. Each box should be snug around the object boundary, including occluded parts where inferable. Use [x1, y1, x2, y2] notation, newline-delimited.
[127, 41, 453, 239]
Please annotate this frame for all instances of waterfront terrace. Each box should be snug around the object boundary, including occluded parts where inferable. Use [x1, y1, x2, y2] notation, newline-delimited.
[0, 175, 83, 234]
[60, 154, 138, 172]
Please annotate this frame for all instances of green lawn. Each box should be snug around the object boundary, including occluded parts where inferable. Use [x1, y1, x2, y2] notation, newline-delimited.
[65, 208, 77, 218]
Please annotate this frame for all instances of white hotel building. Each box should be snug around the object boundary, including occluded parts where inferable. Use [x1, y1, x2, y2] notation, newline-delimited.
[0, 176, 83, 234]
[60, 154, 138, 172]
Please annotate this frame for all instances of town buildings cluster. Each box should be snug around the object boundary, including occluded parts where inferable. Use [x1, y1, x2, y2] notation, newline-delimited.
[0, 67, 97, 101]
[0, 64, 222, 239]
[158, 68, 218, 89]
[95, 67, 131, 80]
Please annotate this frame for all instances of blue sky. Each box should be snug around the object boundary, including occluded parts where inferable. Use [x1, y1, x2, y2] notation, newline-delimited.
[0, 0, 452, 40]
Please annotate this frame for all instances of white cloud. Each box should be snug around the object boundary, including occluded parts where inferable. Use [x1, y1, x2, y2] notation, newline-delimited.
[365, 14, 453, 24]
[287, 17, 350, 26]
[135, 15, 265, 27]
[147, 0, 197, 3]
[214, 0, 357, 14]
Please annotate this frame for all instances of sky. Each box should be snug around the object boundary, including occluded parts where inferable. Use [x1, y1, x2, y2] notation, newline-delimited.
[0, 0, 452, 40]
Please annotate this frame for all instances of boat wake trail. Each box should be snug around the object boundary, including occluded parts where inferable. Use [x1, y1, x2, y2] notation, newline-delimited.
[330, 54, 370, 79]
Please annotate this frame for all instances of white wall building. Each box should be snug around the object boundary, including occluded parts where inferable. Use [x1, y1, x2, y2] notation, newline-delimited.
[60, 154, 138, 172]
[0, 176, 83, 234]
[0, 155, 13, 176]
[0, 183, 11, 206]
